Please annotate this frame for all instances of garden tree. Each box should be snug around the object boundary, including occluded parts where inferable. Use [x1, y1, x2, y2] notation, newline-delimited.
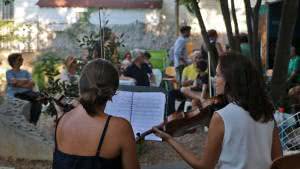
[182, 0, 299, 103]
[180, 0, 219, 75]
[243, 0, 263, 73]
[219, 0, 239, 51]
[270, 0, 299, 102]
[231, 0, 240, 37]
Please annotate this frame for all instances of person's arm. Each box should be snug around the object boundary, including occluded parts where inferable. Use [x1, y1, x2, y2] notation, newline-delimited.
[6, 71, 34, 89]
[200, 74, 209, 102]
[200, 84, 208, 102]
[119, 119, 140, 169]
[271, 123, 283, 160]
[180, 87, 201, 101]
[153, 112, 224, 169]
[119, 74, 136, 81]
[121, 67, 137, 83]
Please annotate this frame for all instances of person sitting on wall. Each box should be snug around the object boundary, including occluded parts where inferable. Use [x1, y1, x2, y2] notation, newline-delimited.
[6, 53, 42, 125]
[239, 33, 251, 58]
[122, 49, 154, 86]
[60, 56, 80, 84]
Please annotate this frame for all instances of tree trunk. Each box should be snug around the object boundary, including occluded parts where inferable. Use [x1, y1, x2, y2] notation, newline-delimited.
[220, 0, 237, 51]
[231, 0, 241, 52]
[176, 0, 180, 36]
[271, 0, 299, 102]
[244, 0, 254, 59]
[231, 0, 239, 36]
[252, 0, 263, 73]
[191, 0, 218, 76]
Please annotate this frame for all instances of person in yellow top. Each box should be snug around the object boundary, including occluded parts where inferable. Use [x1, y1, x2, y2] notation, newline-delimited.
[167, 51, 205, 115]
[181, 51, 202, 87]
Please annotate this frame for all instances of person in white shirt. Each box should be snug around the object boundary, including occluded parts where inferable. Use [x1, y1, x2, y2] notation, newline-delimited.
[153, 51, 282, 169]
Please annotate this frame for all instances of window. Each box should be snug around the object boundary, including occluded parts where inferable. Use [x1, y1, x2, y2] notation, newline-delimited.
[0, 0, 14, 20]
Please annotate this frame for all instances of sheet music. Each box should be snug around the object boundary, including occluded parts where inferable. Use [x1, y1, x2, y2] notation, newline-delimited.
[105, 91, 132, 121]
[131, 92, 165, 141]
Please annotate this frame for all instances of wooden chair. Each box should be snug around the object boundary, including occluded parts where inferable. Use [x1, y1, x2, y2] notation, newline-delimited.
[270, 153, 300, 169]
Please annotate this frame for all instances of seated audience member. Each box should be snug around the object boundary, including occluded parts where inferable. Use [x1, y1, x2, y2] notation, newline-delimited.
[60, 56, 79, 83]
[167, 51, 204, 115]
[200, 29, 224, 76]
[144, 51, 153, 69]
[154, 52, 282, 169]
[287, 46, 300, 88]
[181, 59, 209, 108]
[121, 51, 132, 71]
[239, 33, 251, 58]
[53, 59, 140, 169]
[123, 49, 153, 86]
[6, 53, 42, 125]
[181, 51, 202, 86]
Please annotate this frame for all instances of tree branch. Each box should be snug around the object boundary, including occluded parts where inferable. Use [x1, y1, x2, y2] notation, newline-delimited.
[244, 0, 254, 58]
[191, 0, 218, 75]
[271, 0, 299, 101]
[220, 0, 236, 50]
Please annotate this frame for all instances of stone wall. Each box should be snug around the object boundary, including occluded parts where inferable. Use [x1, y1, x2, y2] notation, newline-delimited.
[0, 97, 53, 160]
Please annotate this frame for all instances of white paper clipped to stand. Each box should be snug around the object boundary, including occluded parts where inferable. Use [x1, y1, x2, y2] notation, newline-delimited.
[105, 91, 165, 141]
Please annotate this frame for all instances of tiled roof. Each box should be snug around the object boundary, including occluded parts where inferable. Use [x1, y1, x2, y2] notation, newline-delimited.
[36, 0, 162, 9]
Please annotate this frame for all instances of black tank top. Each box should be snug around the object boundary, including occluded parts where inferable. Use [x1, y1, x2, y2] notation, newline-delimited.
[52, 115, 122, 169]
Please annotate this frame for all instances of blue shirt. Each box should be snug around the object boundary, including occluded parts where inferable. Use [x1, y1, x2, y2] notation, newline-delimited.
[6, 69, 32, 97]
[173, 36, 188, 68]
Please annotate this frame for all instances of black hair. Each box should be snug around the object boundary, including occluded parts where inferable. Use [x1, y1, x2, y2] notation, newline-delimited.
[180, 26, 191, 34]
[196, 59, 208, 72]
[219, 52, 274, 122]
[144, 51, 151, 59]
[8, 53, 22, 67]
[239, 33, 248, 43]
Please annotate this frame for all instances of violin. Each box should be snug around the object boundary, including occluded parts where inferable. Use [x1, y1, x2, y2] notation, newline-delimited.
[136, 95, 228, 143]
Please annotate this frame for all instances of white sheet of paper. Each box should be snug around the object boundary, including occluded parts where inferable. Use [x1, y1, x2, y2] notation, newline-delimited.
[105, 91, 166, 141]
[131, 92, 165, 141]
[105, 91, 132, 121]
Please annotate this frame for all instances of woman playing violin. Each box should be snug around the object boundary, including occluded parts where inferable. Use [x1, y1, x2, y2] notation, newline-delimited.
[153, 52, 282, 169]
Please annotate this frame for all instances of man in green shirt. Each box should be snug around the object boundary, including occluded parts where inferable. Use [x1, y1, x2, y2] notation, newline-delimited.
[287, 46, 300, 87]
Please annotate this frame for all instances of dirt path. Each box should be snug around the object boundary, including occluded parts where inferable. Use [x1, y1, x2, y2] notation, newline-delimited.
[0, 127, 207, 169]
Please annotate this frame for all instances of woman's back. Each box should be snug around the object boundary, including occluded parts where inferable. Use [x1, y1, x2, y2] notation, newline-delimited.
[217, 103, 274, 169]
[53, 104, 128, 169]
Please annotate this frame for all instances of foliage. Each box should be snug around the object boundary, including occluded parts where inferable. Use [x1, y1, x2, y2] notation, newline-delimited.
[0, 20, 26, 44]
[33, 51, 81, 115]
[179, 0, 194, 14]
[20, 23, 35, 52]
[32, 51, 62, 90]
[76, 15, 125, 63]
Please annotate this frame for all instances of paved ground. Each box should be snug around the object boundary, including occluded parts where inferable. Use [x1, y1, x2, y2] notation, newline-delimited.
[143, 161, 191, 169]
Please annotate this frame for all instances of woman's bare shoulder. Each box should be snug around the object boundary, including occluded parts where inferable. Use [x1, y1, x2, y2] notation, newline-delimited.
[109, 116, 134, 134]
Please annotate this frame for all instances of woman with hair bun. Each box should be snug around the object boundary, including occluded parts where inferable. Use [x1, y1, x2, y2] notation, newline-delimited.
[53, 59, 140, 169]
